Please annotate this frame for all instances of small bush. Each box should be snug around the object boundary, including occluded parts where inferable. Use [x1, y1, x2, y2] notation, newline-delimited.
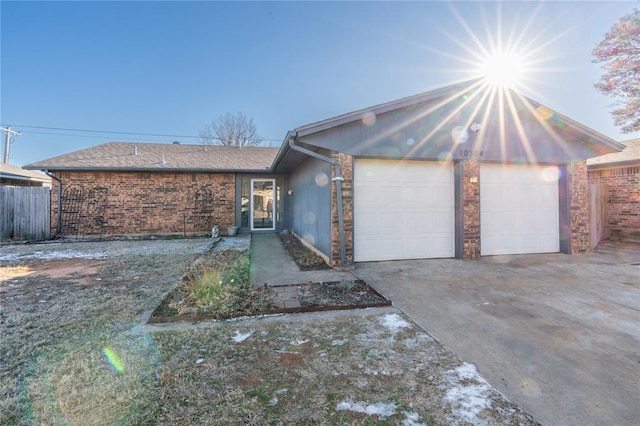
[221, 252, 250, 287]
[168, 250, 276, 319]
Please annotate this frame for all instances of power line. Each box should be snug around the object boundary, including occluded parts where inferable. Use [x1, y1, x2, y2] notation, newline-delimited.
[0, 123, 284, 142]
[3, 124, 199, 139]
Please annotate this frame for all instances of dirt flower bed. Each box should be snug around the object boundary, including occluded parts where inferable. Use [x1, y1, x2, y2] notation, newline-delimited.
[1, 237, 539, 425]
[297, 280, 389, 307]
[151, 248, 277, 321]
[278, 231, 330, 270]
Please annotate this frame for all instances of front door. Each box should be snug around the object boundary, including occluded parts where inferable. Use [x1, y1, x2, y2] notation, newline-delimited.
[250, 179, 275, 230]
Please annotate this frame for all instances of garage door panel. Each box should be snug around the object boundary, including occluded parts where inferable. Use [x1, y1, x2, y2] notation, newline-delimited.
[355, 159, 454, 262]
[481, 164, 559, 255]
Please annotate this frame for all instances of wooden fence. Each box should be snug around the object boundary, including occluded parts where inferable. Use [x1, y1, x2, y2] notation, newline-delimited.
[0, 186, 51, 241]
[588, 182, 609, 249]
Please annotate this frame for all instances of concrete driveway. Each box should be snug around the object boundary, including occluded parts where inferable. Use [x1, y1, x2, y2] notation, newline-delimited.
[354, 243, 640, 426]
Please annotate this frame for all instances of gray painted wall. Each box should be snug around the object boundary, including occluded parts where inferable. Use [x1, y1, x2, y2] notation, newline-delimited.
[289, 156, 331, 257]
[298, 91, 608, 164]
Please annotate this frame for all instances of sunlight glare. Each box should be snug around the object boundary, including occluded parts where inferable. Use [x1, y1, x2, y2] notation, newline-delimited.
[480, 52, 525, 87]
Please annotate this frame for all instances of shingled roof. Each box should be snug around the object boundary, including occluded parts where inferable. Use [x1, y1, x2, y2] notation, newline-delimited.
[587, 138, 640, 169]
[23, 142, 279, 172]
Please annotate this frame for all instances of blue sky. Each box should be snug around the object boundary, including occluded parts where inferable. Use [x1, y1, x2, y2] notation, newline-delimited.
[1, 1, 638, 167]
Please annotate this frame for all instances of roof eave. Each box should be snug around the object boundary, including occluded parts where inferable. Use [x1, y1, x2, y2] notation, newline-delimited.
[587, 159, 640, 170]
[23, 166, 273, 173]
[294, 78, 484, 138]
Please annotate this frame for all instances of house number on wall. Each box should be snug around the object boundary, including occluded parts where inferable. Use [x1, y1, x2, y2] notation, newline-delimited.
[459, 149, 484, 158]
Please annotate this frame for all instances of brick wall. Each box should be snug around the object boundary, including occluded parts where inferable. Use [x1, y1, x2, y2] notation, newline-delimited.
[461, 160, 481, 259]
[588, 165, 640, 242]
[330, 152, 354, 267]
[568, 161, 590, 253]
[51, 171, 235, 237]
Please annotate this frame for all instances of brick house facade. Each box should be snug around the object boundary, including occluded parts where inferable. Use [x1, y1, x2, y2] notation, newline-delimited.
[587, 139, 640, 242]
[26, 81, 624, 266]
[50, 171, 235, 237]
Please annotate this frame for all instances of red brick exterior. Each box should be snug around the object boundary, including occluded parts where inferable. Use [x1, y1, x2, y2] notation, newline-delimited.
[461, 160, 481, 259]
[50, 171, 235, 237]
[588, 165, 640, 242]
[568, 161, 590, 253]
[330, 152, 354, 266]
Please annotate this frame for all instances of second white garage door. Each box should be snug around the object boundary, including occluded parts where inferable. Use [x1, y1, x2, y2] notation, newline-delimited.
[354, 159, 454, 262]
[481, 164, 559, 255]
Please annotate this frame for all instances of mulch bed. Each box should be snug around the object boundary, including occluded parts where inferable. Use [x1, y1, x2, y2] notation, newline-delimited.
[297, 280, 388, 307]
[278, 232, 330, 270]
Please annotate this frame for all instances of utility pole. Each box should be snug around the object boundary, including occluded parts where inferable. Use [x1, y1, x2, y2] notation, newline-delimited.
[1, 126, 22, 164]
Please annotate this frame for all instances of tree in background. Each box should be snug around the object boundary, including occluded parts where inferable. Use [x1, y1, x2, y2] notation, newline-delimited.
[592, 8, 640, 134]
[200, 112, 263, 146]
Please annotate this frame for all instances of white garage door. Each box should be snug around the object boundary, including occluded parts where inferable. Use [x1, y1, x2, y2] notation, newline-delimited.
[354, 159, 454, 261]
[481, 164, 559, 255]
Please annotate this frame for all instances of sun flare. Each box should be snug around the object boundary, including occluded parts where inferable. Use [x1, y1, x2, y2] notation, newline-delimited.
[480, 51, 525, 88]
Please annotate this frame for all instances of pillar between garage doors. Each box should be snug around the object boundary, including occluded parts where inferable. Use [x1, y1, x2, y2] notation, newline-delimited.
[455, 159, 481, 260]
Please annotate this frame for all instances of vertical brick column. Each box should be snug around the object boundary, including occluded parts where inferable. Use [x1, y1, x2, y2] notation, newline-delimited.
[330, 152, 354, 267]
[568, 161, 590, 253]
[462, 159, 481, 259]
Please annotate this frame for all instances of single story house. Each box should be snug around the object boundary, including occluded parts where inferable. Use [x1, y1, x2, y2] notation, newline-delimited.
[25, 79, 624, 266]
[587, 138, 640, 242]
[1, 163, 52, 187]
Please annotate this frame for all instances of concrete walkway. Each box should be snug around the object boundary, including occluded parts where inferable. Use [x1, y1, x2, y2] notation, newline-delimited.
[249, 233, 355, 308]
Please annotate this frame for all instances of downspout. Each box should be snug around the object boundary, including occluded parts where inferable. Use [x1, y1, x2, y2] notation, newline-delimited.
[44, 171, 62, 238]
[288, 136, 349, 267]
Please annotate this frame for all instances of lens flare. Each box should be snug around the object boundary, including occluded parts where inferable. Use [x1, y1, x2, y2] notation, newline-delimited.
[540, 166, 560, 182]
[103, 347, 125, 373]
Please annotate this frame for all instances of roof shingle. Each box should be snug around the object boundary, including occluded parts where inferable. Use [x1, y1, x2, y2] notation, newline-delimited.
[587, 138, 640, 168]
[23, 142, 279, 172]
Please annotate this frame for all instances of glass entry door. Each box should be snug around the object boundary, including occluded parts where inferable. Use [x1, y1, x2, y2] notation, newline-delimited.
[250, 179, 275, 230]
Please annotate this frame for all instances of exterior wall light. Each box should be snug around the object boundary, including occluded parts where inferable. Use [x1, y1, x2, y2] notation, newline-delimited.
[469, 176, 478, 183]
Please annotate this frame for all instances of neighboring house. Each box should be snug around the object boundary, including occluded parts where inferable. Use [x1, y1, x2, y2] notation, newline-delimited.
[0, 163, 52, 187]
[587, 138, 640, 242]
[25, 79, 623, 266]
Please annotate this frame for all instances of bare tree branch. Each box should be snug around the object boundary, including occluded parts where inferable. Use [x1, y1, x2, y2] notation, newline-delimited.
[199, 112, 264, 146]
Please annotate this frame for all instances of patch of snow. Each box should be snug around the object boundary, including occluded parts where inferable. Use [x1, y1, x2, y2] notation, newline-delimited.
[195, 358, 204, 364]
[213, 235, 250, 252]
[290, 339, 309, 346]
[336, 400, 398, 419]
[404, 333, 434, 349]
[232, 330, 253, 343]
[269, 396, 278, 406]
[0, 250, 107, 262]
[443, 362, 493, 425]
[379, 313, 411, 334]
[331, 339, 348, 346]
[402, 411, 426, 426]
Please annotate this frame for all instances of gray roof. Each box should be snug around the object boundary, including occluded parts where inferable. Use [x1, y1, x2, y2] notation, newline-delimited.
[0, 163, 52, 183]
[24, 142, 279, 172]
[587, 138, 640, 169]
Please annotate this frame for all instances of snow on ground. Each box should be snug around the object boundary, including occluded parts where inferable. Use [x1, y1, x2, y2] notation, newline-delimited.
[378, 313, 412, 334]
[0, 249, 106, 262]
[231, 330, 253, 343]
[336, 400, 426, 425]
[443, 362, 494, 425]
[336, 401, 398, 419]
[213, 234, 250, 252]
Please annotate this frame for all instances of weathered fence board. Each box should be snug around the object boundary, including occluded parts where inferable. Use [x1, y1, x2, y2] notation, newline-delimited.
[589, 182, 609, 249]
[0, 186, 51, 241]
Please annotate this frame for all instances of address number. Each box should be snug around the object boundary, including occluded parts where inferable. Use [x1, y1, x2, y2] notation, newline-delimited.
[460, 149, 484, 158]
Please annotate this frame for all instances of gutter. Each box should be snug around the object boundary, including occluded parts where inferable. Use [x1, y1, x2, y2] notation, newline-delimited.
[287, 135, 349, 268]
[44, 171, 62, 238]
